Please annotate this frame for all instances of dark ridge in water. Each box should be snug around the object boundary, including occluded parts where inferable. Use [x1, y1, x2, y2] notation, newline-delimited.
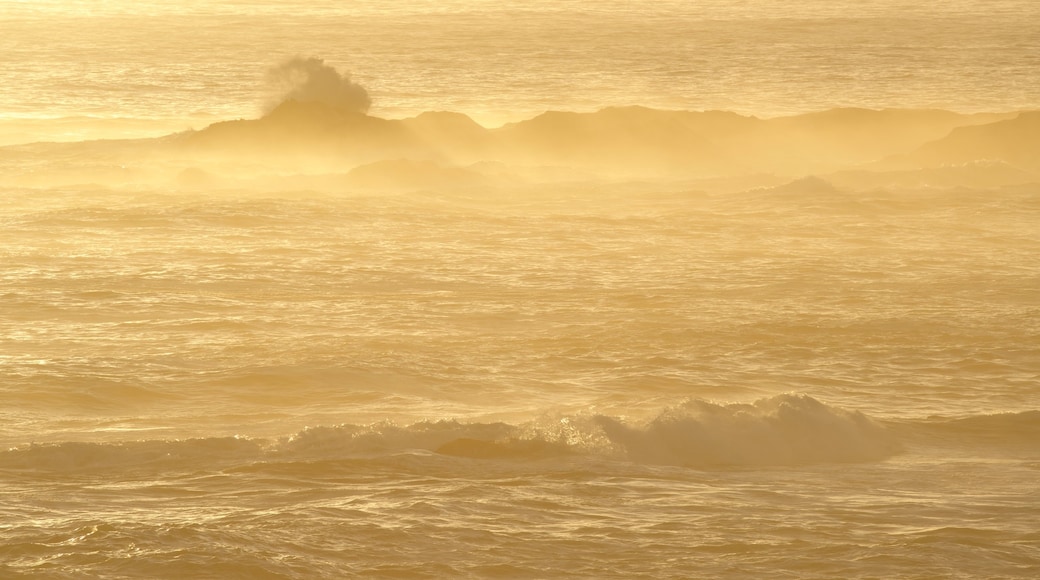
[889, 410, 1040, 456]
[179, 103, 1033, 178]
[921, 410, 1040, 441]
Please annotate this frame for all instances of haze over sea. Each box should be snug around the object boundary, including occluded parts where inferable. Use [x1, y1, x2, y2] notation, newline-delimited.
[1, 1, 1039, 578]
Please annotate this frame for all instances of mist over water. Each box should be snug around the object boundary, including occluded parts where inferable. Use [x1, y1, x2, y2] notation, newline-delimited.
[2, 2, 1040, 578]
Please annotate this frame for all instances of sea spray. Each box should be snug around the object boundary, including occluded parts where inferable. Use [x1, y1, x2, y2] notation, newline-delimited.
[594, 394, 900, 467]
[264, 56, 371, 115]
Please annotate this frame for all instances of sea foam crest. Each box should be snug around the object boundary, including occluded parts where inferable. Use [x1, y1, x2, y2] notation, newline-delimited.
[594, 394, 900, 467]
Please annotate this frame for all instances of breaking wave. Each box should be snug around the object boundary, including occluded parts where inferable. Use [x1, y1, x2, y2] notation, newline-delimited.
[594, 394, 899, 467]
[1, 395, 907, 474]
[6, 398, 1035, 476]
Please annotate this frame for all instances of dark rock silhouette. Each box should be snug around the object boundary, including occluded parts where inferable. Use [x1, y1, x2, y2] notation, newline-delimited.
[902, 111, 1040, 170]
[181, 101, 1023, 180]
[4, 102, 1035, 190]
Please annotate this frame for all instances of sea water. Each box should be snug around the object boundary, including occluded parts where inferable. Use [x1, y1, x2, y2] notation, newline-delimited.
[2, 183, 1037, 578]
[1, 1, 1039, 578]
[2, 0, 1039, 139]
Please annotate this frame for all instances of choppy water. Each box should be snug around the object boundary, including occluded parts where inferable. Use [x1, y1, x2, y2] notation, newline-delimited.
[3, 1, 1040, 578]
[1, 183, 1038, 578]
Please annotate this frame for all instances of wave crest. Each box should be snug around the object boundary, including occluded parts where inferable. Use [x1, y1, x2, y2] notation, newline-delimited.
[1, 396, 903, 474]
[595, 394, 899, 467]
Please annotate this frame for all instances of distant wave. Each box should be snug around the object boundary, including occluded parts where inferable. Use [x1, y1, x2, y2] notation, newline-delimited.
[1, 395, 907, 474]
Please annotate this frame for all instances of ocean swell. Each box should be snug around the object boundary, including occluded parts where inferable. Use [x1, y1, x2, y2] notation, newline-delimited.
[0, 395, 903, 474]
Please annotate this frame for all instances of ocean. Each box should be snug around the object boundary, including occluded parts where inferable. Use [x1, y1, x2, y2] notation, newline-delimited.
[2, 0, 1039, 140]
[1, 1, 1039, 578]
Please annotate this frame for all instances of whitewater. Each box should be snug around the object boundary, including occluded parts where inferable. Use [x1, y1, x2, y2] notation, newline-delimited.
[2, 1, 1039, 578]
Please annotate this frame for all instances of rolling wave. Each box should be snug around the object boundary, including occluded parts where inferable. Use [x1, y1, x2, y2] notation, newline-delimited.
[1, 395, 908, 473]
[4, 398, 1035, 476]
